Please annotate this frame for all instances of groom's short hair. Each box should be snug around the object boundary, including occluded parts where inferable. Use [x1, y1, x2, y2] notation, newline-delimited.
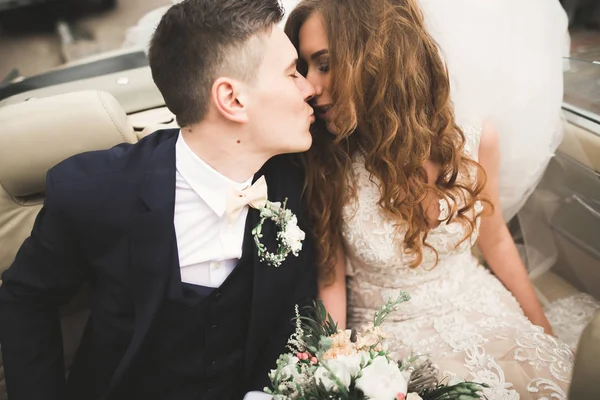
[149, 0, 284, 127]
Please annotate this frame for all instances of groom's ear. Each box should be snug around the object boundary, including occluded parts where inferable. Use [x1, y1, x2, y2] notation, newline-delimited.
[211, 77, 249, 123]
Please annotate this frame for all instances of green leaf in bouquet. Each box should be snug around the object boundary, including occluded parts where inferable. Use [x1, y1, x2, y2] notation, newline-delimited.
[314, 299, 339, 336]
[317, 336, 333, 354]
[294, 299, 339, 351]
[373, 292, 411, 327]
[296, 316, 324, 351]
[399, 354, 426, 371]
[419, 380, 489, 400]
[326, 312, 339, 336]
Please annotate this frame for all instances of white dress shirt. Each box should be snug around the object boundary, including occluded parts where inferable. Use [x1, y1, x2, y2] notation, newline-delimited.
[174, 132, 253, 287]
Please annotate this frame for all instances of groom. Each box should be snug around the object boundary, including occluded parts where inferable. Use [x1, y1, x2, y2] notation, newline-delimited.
[0, 0, 317, 399]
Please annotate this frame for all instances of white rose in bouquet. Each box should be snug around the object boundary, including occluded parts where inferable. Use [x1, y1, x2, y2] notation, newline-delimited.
[355, 356, 408, 400]
[314, 357, 354, 391]
[279, 355, 301, 380]
[314, 367, 337, 391]
[337, 351, 370, 378]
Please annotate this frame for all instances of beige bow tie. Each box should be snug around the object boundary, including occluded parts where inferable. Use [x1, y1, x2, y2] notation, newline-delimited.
[226, 175, 268, 224]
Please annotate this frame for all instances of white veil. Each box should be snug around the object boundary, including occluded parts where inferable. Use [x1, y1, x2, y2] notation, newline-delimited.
[418, 0, 570, 222]
[122, 2, 179, 53]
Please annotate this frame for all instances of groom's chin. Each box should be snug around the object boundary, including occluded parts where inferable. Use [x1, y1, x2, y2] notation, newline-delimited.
[283, 133, 313, 154]
[297, 133, 313, 152]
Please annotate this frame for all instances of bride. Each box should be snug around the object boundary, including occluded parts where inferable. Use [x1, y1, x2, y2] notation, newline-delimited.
[285, 0, 573, 398]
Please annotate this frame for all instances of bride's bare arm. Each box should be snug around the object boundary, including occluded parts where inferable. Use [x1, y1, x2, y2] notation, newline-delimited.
[476, 121, 554, 335]
[318, 246, 347, 329]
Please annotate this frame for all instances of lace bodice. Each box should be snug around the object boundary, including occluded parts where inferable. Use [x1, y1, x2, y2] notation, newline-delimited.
[342, 124, 484, 284]
[341, 124, 573, 399]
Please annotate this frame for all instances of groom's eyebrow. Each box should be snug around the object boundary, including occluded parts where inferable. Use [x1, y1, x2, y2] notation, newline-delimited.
[310, 49, 328, 60]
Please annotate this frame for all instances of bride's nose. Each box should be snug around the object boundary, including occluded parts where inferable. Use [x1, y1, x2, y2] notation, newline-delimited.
[306, 69, 324, 96]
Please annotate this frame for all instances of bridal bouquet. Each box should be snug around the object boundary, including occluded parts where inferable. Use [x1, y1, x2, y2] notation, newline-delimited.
[266, 293, 487, 400]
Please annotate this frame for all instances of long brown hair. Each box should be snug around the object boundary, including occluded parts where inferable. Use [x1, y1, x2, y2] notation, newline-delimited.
[286, 0, 488, 283]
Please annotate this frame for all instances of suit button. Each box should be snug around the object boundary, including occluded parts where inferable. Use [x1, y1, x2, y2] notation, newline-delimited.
[214, 291, 221, 299]
[212, 324, 218, 329]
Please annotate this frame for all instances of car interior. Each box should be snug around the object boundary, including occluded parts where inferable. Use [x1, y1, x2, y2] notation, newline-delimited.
[0, 53, 598, 399]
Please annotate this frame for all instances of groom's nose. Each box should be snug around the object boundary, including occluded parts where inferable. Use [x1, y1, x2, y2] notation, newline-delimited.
[298, 74, 316, 102]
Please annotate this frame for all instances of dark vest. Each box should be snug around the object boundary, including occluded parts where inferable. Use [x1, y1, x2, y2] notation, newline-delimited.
[117, 248, 255, 400]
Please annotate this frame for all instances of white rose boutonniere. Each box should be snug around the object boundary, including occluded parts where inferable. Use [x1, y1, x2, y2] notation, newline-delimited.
[252, 198, 305, 267]
[281, 215, 305, 255]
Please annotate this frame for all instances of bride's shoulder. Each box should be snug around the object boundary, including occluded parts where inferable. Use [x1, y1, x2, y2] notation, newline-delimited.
[459, 120, 500, 163]
[456, 119, 484, 159]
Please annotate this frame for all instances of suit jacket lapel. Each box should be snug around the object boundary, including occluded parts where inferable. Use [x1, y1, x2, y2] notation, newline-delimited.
[244, 170, 297, 373]
[108, 131, 179, 393]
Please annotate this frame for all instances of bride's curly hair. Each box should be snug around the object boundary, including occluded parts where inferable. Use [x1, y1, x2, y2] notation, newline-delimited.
[286, 0, 489, 284]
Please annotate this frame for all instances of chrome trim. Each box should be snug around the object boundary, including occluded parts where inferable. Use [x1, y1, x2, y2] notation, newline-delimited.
[572, 194, 600, 219]
[562, 104, 600, 137]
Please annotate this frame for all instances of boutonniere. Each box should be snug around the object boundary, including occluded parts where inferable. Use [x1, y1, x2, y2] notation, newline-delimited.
[251, 198, 305, 267]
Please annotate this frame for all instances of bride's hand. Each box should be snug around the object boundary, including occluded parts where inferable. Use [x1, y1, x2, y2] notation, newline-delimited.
[528, 312, 555, 337]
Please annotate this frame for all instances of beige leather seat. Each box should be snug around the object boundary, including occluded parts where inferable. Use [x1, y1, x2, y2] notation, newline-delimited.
[0, 90, 137, 399]
[0, 64, 165, 115]
[569, 309, 600, 399]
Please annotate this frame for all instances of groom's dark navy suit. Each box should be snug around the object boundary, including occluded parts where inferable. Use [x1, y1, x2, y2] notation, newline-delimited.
[0, 129, 317, 400]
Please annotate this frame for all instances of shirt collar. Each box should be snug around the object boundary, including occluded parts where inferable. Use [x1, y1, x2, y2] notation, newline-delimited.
[175, 131, 253, 217]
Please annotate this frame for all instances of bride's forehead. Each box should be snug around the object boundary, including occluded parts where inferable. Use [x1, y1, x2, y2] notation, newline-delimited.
[298, 14, 328, 57]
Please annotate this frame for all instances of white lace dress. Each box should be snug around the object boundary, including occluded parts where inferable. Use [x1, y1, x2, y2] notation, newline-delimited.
[342, 125, 573, 399]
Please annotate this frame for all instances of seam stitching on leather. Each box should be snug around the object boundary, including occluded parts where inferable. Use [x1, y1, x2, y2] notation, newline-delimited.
[0, 179, 16, 204]
[97, 90, 127, 143]
[0, 180, 41, 207]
